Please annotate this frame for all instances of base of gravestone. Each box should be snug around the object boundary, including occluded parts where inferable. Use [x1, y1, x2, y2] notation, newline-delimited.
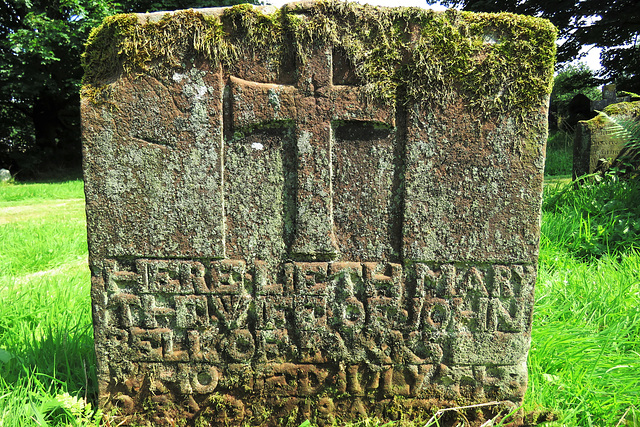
[99, 395, 556, 427]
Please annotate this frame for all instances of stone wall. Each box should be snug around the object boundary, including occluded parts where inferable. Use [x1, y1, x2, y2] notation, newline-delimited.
[81, 2, 556, 425]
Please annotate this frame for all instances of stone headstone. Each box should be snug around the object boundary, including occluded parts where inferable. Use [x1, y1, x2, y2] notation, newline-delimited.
[591, 84, 631, 111]
[565, 93, 596, 129]
[0, 168, 10, 182]
[573, 101, 640, 178]
[82, 3, 555, 425]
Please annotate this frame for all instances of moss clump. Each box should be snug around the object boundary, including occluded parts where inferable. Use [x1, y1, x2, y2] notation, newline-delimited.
[223, 3, 284, 57]
[408, 10, 556, 116]
[82, 0, 556, 118]
[603, 101, 640, 118]
[584, 102, 640, 132]
[82, 13, 138, 85]
[82, 9, 232, 86]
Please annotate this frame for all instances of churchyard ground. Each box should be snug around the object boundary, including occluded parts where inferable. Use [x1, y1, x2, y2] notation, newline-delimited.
[0, 175, 638, 426]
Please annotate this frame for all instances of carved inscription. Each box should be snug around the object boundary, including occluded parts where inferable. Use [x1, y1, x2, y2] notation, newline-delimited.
[588, 124, 627, 172]
[94, 259, 534, 401]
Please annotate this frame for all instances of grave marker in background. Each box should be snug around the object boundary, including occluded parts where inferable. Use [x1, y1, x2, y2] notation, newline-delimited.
[82, 3, 555, 425]
[591, 84, 631, 112]
[573, 101, 640, 178]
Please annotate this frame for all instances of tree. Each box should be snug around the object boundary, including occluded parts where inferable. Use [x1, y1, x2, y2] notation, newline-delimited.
[551, 62, 600, 129]
[426, 0, 640, 93]
[119, 0, 253, 13]
[0, 0, 117, 176]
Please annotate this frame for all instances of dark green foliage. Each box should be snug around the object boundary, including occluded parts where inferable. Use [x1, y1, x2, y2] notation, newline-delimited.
[429, 0, 640, 93]
[121, 0, 252, 12]
[0, 0, 118, 177]
[550, 63, 600, 129]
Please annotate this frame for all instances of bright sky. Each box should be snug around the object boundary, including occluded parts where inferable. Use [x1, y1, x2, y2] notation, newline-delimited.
[263, 0, 602, 71]
[575, 45, 602, 72]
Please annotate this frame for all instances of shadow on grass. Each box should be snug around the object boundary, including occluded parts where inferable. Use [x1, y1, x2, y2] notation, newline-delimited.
[7, 166, 83, 184]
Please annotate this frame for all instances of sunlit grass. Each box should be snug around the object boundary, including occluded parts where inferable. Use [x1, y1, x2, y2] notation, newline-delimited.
[0, 180, 99, 427]
[526, 246, 640, 426]
[0, 179, 84, 203]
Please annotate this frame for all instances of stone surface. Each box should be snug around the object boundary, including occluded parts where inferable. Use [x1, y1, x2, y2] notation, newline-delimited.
[82, 2, 555, 425]
[573, 101, 640, 178]
[591, 84, 631, 112]
[0, 168, 10, 182]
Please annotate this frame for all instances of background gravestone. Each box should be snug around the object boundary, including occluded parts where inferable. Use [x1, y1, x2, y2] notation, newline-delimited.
[573, 101, 640, 178]
[81, 2, 556, 425]
[565, 93, 596, 129]
[591, 84, 631, 112]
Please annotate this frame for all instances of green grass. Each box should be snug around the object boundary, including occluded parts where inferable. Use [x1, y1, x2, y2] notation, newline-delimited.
[532, 143, 640, 426]
[545, 130, 573, 177]
[1, 215, 87, 276]
[1, 177, 639, 426]
[527, 248, 640, 425]
[0, 179, 84, 204]
[0, 180, 99, 426]
[542, 175, 640, 258]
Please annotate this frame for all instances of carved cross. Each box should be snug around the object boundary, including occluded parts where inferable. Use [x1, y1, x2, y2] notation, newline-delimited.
[229, 46, 395, 259]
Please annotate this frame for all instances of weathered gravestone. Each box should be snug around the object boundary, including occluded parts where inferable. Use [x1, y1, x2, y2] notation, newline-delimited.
[591, 84, 631, 112]
[82, 2, 555, 425]
[573, 101, 640, 178]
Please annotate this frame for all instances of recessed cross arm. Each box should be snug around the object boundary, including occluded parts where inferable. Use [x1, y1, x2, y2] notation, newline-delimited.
[317, 85, 395, 127]
[229, 76, 297, 130]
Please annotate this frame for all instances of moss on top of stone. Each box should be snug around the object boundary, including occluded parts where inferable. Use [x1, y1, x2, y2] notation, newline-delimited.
[603, 101, 640, 118]
[584, 101, 640, 131]
[82, 0, 556, 117]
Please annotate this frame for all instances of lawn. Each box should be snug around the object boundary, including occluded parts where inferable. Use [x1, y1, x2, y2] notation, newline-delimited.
[0, 176, 638, 426]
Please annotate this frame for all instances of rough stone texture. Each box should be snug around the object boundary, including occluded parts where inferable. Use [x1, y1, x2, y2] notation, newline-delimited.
[591, 84, 631, 111]
[82, 2, 555, 425]
[573, 101, 640, 178]
[0, 168, 10, 182]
